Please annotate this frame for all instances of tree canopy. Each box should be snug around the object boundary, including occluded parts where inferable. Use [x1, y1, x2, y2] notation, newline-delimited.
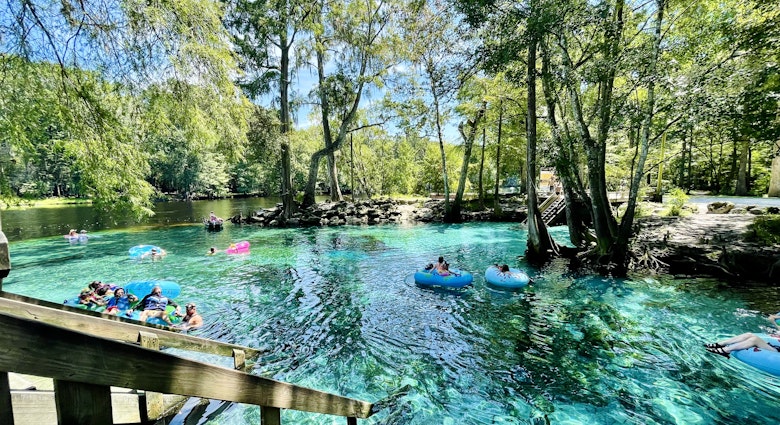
[1, 0, 778, 271]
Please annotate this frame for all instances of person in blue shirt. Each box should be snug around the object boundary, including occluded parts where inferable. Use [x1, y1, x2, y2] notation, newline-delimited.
[131, 285, 180, 325]
[105, 287, 138, 315]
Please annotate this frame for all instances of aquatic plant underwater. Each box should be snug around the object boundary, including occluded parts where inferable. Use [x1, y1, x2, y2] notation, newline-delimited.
[5, 222, 780, 424]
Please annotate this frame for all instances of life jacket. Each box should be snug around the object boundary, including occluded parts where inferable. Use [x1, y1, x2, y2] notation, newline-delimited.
[143, 295, 169, 311]
[108, 296, 133, 310]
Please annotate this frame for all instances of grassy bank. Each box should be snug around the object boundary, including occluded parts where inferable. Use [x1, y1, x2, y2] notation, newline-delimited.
[0, 196, 92, 210]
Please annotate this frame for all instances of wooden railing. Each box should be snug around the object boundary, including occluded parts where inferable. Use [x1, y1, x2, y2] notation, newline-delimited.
[522, 193, 562, 225]
[537, 193, 560, 213]
[0, 293, 263, 358]
[0, 230, 374, 424]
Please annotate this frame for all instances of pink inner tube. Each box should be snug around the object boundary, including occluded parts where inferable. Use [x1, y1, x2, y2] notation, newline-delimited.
[226, 240, 251, 254]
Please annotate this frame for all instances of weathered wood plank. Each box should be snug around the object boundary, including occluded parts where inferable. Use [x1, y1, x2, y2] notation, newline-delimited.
[0, 312, 374, 418]
[138, 332, 164, 421]
[8, 373, 36, 390]
[0, 295, 263, 358]
[233, 349, 246, 371]
[10, 390, 185, 425]
[53, 380, 113, 425]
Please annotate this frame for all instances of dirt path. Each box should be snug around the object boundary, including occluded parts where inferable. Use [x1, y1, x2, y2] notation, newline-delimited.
[633, 211, 779, 282]
[634, 213, 756, 248]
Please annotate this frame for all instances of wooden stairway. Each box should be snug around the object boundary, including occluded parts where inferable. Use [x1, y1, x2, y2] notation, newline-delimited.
[540, 196, 566, 225]
[523, 194, 566, 226]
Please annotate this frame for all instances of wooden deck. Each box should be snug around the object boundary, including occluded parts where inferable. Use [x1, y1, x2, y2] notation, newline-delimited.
[8, 373, 186, 425]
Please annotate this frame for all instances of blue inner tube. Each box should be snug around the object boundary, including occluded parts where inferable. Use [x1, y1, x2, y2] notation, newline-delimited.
[484, 267, 530, 289]
[125, 280, 181, 299]
[414, 269, 473, 288]
[129, 245, 162, 259]
[731, 333, 780, 376]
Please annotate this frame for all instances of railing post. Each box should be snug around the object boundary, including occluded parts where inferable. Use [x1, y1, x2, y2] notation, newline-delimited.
[138, 331, 164, 421]
[233, 349, 246, 371]
[53, 379, 113, 424]
[0, 370, 12, 425]
[0, 226, 12, 425]
[260, 406, 281, 425]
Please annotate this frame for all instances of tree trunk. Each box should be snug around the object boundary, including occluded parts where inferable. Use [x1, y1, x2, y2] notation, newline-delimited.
[449, 102, 486, 222]
[302, 7, 368, 208]
[478, 127, 486, 210]
[615, 0, 665, 270]
[429, 58, 451, 215]
[559, 0, 624, 257]
[769, 142, 780, 197]
[279, 30, 295, 221]
[303, 36, 332, 208]
[678, 129, 686, 189]
[541, 38, 593, 248]
[735, 140, 750, 196]
[493, 102, 503, 216]
[327, 154, 343, 201]
[687, 126, 693, 191]
[350, 134, 355, 201]
[525, 20, 558, 262]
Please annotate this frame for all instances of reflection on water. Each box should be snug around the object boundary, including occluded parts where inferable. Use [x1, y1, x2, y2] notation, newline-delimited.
[3, 217, 780, 424]
[0, 197, 290, 242]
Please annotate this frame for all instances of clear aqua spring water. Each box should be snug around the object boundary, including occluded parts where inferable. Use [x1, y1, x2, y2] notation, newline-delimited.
[4, 222, 780, 424]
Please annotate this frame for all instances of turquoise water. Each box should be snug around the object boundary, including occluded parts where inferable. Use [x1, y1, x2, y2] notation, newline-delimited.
[3, 222, 780, 424]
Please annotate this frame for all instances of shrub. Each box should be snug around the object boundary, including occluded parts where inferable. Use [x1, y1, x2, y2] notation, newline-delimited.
[747, 216, 780, 245]
[666, 188, 688, 216]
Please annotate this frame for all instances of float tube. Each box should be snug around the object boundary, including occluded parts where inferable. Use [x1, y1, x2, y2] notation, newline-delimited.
[129, 245, 163, 259]
[127, 305, 182, 327]
[414, 269, 473, 288]
[63, 296, 106, 312]
[125, 280, 181, 299]
[731, 333, 780, 377]
[484, 266, 531, 289]
[125, 281, 182, 326]
[226, 241, 251, 254]
[64, 234, 89, 243]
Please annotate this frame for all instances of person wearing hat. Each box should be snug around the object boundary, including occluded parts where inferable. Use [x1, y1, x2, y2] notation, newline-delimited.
[175, 302, 203, 330]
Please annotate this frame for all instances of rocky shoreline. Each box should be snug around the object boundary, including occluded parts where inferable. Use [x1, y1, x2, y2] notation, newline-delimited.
[229, 196, 529, 227]
[232, 198, 780, 283]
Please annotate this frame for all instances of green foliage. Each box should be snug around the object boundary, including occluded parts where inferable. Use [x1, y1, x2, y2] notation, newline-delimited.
[665, 188, 689, 217]
[747, 216, 780, 245]
[2, 0, 779, 219]
[141, 81, 250, 199]
[1, 0, 244, 216]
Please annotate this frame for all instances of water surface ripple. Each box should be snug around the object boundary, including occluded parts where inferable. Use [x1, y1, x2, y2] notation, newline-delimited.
[3, 222, 780, 424]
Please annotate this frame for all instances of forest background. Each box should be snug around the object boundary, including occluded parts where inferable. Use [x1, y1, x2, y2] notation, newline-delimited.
[0, 0, 778, 269]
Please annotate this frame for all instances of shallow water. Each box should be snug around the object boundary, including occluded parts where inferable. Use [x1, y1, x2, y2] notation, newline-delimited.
[3, 221, 780, 424]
